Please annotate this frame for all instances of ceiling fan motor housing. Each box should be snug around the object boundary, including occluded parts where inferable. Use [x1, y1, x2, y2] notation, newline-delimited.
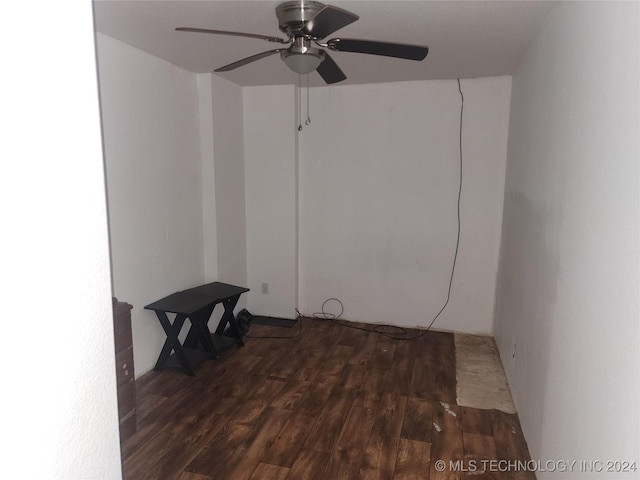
[276, 0, 326, 37]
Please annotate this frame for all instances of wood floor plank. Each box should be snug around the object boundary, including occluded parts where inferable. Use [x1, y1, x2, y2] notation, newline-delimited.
[359, 392, 408, 480]
[434, 360, 457, 404]
[248, 462, 290, 480]
[323, 405, 376, 479]
[123, 383, 211, 460]
[134, 366, 192, 398]
[230, 353, 264, 374]
[463, 432, 496, 455]
[409, 357, 436, 400]
[407, 334, 436, 366]
[197, 373, 263, 415]
[432, 332, 457, 403]
[337, 322, 365, 347]
[121, 419, 165, 461]
[429, 401, 464, 480]
[290, 350, 324, 383]
[225, 407, 292, 479]
[336, 363, 368, 389]
[303, 387, 357, 453]
[241, 336, 280, 358]
[314, 344, 356, 385]
[347, 330, 378, 367]
[294, 380, 335, 416]
[185, 419, 252, 477]
[166, 398, 224, 437]
[271, 378, 313, 410]
[270, 351, 304, 380]
[393, 438, 431, 480]
[400, 397, 434, 443]
[385, 342, 414, 396]
[461, 406, 494, 436]
[250, 343, 297, 378]
[462, 432, 498, 480]
[125, 412, 227, 480]
[123, 431, 175, 480]
[174, 471, 215, 480]
[135, 393, 168, 424]
[121, 392, 169, 460]
[354, 390, 384, 410]
[260, 409, 317, 467]
[360, 343, 397, 393]
[238, 377, 288, 426]
[286, 449, 331, 480]
[490, 411, 535, 480]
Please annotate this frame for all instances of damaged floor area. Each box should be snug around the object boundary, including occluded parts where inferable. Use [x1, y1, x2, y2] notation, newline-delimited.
[122, 318, 534, 479]
[455, 334, 516, 414]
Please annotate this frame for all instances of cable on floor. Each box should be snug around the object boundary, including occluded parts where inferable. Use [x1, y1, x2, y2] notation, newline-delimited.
[244, 310, 303, 339]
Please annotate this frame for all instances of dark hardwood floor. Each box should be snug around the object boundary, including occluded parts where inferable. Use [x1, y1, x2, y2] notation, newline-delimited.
[122, 317, 535, 480]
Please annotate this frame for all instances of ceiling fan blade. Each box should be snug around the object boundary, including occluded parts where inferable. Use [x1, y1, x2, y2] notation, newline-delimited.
[327, 38, 429, 61]
[301, 5, 359, 39]
[316, 52, 346, 84]
[175, 27, 288, 44]
[214, 49, 285, 72]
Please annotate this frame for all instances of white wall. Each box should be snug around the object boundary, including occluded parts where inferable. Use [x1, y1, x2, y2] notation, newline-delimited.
[299, 78, 511, 333]
[1, 2, 121, 478]
[211, 75, 248, 292]
[494, 2, 639, 476]
[97, 34, 205, 376]
[243, 85, 299, 317]
[198, 74, 218, 281]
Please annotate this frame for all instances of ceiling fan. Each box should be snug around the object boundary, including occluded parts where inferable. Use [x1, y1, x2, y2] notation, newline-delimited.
[176, 0, 429, 84]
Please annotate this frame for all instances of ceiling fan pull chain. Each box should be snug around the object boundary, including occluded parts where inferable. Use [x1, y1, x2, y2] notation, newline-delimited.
[305, 74, 311, 126]
[297, 74, 303, 132]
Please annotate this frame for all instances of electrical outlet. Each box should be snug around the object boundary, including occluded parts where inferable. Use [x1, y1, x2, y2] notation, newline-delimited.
[511, 343, 517, 359]
[261, 282, 269, 294]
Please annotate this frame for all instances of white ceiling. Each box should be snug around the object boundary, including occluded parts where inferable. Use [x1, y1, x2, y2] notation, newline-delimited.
[93, 0, 556, 87]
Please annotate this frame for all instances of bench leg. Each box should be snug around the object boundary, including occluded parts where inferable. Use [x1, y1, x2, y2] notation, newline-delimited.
[153, 312, 196, 376]
[215, 294, 245, 347]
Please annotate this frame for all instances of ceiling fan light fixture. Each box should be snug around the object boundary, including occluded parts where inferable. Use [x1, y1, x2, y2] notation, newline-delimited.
[281, 50, 324, 74]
